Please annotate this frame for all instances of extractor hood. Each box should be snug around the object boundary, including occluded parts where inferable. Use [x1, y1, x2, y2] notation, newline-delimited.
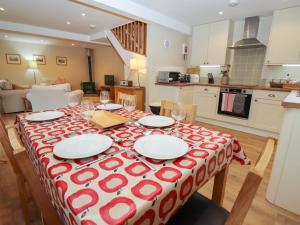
[228, 16, 266, 49]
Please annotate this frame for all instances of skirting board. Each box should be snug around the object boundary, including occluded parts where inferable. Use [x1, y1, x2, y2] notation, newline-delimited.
[196, 116, 279, 138]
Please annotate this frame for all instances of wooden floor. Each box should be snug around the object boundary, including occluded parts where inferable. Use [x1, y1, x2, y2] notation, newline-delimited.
[0, 114, 300, 225]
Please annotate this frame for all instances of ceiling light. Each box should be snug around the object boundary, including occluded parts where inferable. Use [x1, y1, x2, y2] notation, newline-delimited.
[66, 21, 71, 25]
[89, 24, 96, 29]
[0, 7, 4, 11]
[81, 13, 86, 17]
[4, 35, 8, 38]
[228, 0, 239, 7]
[218, 11, 223, 15]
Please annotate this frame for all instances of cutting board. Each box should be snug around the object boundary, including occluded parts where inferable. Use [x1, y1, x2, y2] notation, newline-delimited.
[91, 110, 129, 128]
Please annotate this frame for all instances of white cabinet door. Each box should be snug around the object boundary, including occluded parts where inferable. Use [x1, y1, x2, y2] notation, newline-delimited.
[190, 24, 210, 66]
[193, 92, 218, 119]
[249, 98, 285, 132]
[265, 7, 300, 64]
[208, 20, 230, 65]
[178, 87, 194, 104]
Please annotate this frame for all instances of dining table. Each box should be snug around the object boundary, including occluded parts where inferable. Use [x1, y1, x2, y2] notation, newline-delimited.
[16, 106, 250, 225]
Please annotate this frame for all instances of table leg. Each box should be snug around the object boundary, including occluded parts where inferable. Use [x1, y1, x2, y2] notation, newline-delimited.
[212, 167, 229, 206]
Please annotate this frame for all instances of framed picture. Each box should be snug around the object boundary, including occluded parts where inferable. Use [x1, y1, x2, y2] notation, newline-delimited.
[33, 55, 46, 65]
[6, 54, 21, 64]
[56, 56, 67, 66]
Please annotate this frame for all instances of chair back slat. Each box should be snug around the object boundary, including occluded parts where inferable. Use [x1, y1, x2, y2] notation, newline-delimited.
[225, 138, 275, 225]
[160, 100, 197, 124]
[117, 92, 137, 106]
[0, 119, 22, 175]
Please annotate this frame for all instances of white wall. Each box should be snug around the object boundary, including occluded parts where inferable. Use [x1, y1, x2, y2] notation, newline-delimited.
[146, 24, 189, 106]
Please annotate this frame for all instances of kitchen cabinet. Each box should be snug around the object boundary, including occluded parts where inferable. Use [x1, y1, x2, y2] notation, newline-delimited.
[193, 87, 219, 119]
[190, 24, 210, 66]
[152, 86, 194, 104]
[265, 7, 300, 64]
[190, 20, 232, 66]
[249, 91, 288, 132]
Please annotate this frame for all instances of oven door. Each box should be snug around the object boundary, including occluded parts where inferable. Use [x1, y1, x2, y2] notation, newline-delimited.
[217, 88, 252, 119]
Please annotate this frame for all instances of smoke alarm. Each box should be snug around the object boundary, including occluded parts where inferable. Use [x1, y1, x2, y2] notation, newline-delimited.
[228, 0, 239, 7]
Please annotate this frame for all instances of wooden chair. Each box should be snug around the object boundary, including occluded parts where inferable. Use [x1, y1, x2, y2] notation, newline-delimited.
[116, 92, 137, 106]
[0, 117, 62, 225]
[160, 100, 197, 124]
[0, 117, 30, 224]
[167, 138, 276, 225]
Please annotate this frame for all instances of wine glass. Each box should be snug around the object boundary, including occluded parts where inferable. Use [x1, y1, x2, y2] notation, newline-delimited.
[171, 104, 186, 137]
[123, 96, 136, 125]
[100, 90, 110, 109]
[80, 101, 95, 125]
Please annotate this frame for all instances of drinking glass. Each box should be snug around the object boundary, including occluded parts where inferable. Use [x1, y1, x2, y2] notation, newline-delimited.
[100, 90, 110, 109]
[123, 96, 136, 125]
[68, 98, 79, 108]
[171, 104, 186, 137]
[80, 101, 95, 125]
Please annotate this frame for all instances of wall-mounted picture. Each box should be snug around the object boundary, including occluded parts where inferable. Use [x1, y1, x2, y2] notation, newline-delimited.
[56, 56, 67, 66]
[6, 54, 21, 64]
[33, 55, 46, 65]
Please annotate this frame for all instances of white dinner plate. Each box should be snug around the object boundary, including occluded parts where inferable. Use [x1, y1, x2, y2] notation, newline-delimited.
[138, 115, 175, 128]
[53, 134, 113, 159]
[96, 104, 123, 111]
[26, 111, 65, 122]
[134, 134, 188, 160]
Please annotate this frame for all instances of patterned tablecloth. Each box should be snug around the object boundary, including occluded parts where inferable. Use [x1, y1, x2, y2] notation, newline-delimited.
[16, 106, 249, 225]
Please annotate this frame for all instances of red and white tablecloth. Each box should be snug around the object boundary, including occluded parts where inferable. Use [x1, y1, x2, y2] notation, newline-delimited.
[16, 106, 249, 225]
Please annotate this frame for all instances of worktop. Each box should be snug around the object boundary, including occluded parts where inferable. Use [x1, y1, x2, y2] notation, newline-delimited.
[281, 91, 300, 108]
[155, 82, 291, 92]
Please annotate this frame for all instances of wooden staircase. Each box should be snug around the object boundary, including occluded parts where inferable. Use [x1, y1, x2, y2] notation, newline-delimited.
[111, 21, 147, 56]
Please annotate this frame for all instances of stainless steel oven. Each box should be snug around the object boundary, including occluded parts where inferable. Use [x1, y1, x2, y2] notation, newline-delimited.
[217, 88, 253, 119]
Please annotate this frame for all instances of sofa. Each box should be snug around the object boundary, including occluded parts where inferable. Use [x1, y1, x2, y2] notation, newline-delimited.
[26, 83, 83, 112]
[0, 89, 30, 113]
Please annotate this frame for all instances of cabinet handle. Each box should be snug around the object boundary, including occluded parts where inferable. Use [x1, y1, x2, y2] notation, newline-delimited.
[255, 99, 258, 102]
[268, 94, 276, 98]
[204, 88, 208, 91]
[214, 95, 217, 98]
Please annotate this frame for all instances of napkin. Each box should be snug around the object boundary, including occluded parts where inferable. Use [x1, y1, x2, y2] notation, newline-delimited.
[91, 110, 129, 128]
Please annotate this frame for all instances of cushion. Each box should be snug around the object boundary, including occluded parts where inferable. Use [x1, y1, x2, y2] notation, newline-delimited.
[166, 193, 229, 225]
[0, 80, 13, 90]
[32, 83, 71, 92]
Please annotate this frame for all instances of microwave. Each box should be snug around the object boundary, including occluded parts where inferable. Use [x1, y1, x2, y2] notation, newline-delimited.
[157, 71, 180, 83]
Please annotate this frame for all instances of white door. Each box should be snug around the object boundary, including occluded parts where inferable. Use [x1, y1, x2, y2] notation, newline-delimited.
[265, 7, 300, 64]
[208, 20, 230, 65]
[249, 98, 285, 132]
[193, 92, 218, 119]
[190, 24, 210, 66]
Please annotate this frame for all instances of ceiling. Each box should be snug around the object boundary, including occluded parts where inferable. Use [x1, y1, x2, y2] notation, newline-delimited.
[130, 0, 300, 25]
[0, 30, 107, 48]
[0, 0, 130, 35]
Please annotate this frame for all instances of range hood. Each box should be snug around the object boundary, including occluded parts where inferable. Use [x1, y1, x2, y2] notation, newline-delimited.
[229, 16, 266, 49]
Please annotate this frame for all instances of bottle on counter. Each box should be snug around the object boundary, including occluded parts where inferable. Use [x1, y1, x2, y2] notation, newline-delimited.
[221, 64, 231, 85]
[208, 73, 214, 84]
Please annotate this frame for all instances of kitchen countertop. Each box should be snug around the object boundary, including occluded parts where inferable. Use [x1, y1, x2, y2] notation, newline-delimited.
[155, 82, 292, 92]
[282, 91, 300, 109]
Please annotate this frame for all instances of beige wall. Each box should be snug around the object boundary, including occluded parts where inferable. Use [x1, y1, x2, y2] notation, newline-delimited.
[0, 40, 124, 90]
[93, 45, 124, 86]
[0, 40, 88, 89]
